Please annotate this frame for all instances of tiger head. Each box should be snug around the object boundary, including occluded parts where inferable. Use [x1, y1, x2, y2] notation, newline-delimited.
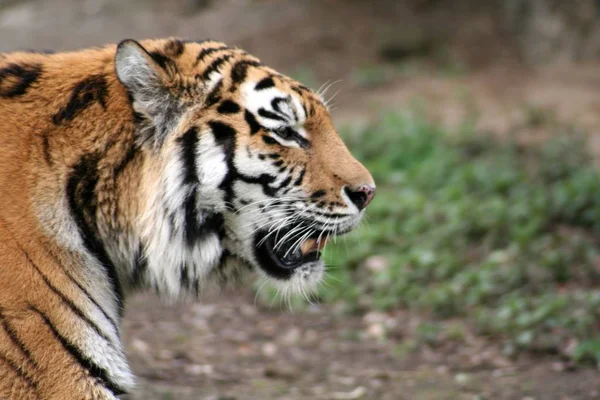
[114, 39, 375, 296]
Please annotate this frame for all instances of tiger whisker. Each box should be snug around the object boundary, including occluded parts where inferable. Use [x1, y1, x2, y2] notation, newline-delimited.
[315, 80, 331, 98]
[256, 216, 299, 247]
[241, 206, 297, 230]
[259, 216, 309, 248]
[273, 224, 307, 251]
[234, 196, 302, 215]
[323, 88, 341, 108]
[318, 79, 343, 103]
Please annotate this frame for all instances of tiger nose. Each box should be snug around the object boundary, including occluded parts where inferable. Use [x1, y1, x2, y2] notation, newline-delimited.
[344, 184, 376, 211]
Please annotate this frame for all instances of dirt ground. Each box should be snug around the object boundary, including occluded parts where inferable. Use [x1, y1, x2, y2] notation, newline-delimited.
[2, 0, 600, 398]
[123, 291, 600, 400]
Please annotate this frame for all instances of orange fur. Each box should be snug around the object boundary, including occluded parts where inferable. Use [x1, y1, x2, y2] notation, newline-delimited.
[0, 38, 373, 399]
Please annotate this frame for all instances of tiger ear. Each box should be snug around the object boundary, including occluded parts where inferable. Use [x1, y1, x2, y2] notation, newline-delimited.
[115, 39, 181, 147]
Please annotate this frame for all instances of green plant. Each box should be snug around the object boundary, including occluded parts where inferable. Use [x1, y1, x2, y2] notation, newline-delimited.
[573, 339, 600, 364]
[317, 110, 600, 360]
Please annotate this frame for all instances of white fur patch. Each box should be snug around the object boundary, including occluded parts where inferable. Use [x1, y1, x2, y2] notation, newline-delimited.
[135, 128, 226, 299]
[204, 72, 223, 95]
[196, 130, 228, 208]
[241, 81, 306, 130]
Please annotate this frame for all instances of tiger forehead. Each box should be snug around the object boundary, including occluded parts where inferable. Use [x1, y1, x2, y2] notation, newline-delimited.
[139, 38, 322, 107]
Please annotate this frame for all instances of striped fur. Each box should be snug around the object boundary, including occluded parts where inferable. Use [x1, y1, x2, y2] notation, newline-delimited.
[0, 38, 374, 398]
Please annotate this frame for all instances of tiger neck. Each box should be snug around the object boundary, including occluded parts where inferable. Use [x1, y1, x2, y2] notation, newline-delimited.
[35, 53, 228, 300]
[0, 49, 140, 393]
[29, 54, 141, 302]
[26, 47, 228, 314]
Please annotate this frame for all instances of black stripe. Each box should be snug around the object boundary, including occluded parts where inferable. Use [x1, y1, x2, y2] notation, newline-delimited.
[164, 39, 185, 57]
[0, 310, 39, 370]
[209, 120, 236, 146]
[184, 203, 225, 249]
[179, 127, 199, 186]
[45, 247, 120, 338]
[114, 143, 139, 177]
[0, 215, 120, 337]
[272, 127, 309, 149]
[209, 120, 238, 205]
[183, 196, 225, 247]
[255, 76, 275, 91]
[229, 59, 261, 91]
[209, 120, 278, 200]
[294, 134, 310, 149]
[18, 245, 116, 345]
[301, 102, 309, 120]
[217, 100, 241, 114]
[311, 190, 326, 199]
[276, 176, 292, 190]
[148, 51, 175, 72]
[178, 128, 202, 246]
[67, 154, 124, 316]
[258, 108, 287, 122]
[52, 75, 108, 125]
[28, 305, 127, 396]
[238, 172, 277, 196]
[0, 351, 38, 393]
[217, 249, 232, 269]
[0, 63, 42, 98]
[180, 263, 193, 293]
[291, 86, 316, 117]
[202, 212, 225, 239]
[132, 245, 148, 288]
[42, 133, 53, 165]
[291, 86, 305, 97]
[204, 79, 223, 108]
[201, 54, 232, 80]
[244, 110, 261, 134]
[195, 45, 229, 66]
[183, 191, 199, 247]
[294, 168, 306, 186]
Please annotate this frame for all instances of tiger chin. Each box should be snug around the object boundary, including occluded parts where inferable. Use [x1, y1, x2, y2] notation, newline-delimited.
[0, 38, 375, 399]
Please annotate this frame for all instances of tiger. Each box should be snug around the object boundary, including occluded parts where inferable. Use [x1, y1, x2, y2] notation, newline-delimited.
[0, 38, 375, 399]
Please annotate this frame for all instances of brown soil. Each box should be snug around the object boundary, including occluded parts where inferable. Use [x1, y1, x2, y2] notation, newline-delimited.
[2, 0, 600, 398]
[124, 292, 600, 399]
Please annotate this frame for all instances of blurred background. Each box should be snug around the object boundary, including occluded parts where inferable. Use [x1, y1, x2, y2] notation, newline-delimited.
[4, 0, 600, 398]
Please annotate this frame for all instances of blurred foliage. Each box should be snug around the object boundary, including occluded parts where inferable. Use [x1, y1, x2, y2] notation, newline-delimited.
[317, 110, 600, 362]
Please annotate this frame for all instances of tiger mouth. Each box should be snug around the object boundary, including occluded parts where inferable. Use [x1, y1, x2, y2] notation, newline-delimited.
[253, 226, 330, 279]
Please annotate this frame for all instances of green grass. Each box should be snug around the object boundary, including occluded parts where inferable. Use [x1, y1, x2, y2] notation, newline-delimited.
[318, 111, 600, 361]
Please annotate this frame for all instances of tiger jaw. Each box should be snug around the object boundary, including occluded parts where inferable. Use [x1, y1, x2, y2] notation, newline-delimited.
[253, 227, 330, 280]
[227, 199, 365, 289]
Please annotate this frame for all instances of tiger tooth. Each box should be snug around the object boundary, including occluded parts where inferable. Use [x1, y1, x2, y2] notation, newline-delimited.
[301, 239, 318, 255]
[300, 236, 329, 255]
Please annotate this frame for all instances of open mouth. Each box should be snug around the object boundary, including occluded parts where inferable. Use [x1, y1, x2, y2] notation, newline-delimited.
[253, 225, 330, 279]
